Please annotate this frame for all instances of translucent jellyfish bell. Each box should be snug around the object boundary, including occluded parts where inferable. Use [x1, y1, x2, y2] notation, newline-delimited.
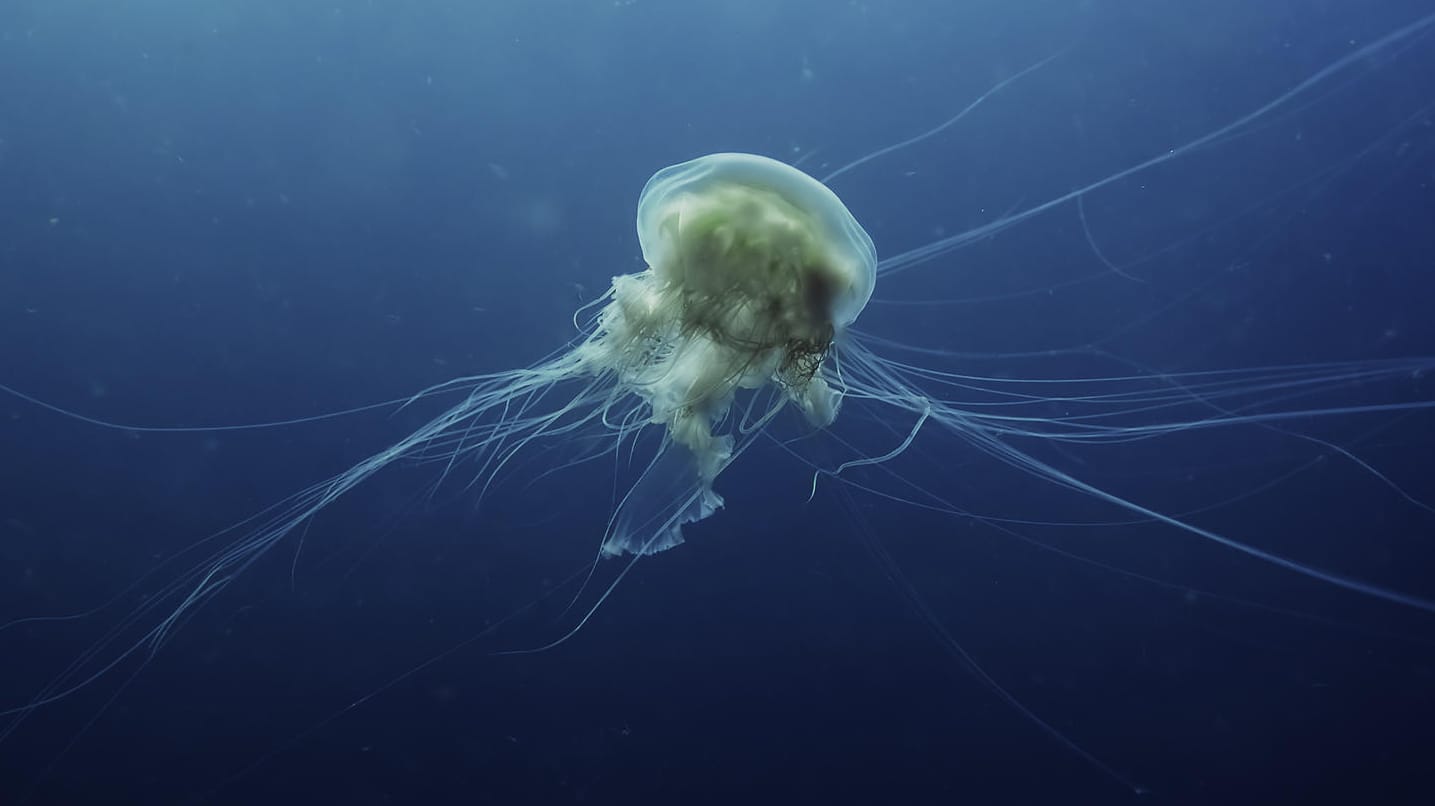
[636, 152, 878, 329]
[577, 152, 878, 555]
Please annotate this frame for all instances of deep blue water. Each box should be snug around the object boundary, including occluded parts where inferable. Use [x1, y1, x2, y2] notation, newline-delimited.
[3, 2, 1435, 804]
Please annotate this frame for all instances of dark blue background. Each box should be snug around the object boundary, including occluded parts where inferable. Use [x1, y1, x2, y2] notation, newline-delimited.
[2, 2, 1434, 804]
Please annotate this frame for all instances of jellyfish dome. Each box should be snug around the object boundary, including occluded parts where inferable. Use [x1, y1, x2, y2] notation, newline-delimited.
[575, 153, 876, 556]
[636, 152, 877, 329]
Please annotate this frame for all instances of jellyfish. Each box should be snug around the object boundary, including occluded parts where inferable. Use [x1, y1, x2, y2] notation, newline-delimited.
[577, 151, 876, 557]
[3, 9, 1435, 800]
